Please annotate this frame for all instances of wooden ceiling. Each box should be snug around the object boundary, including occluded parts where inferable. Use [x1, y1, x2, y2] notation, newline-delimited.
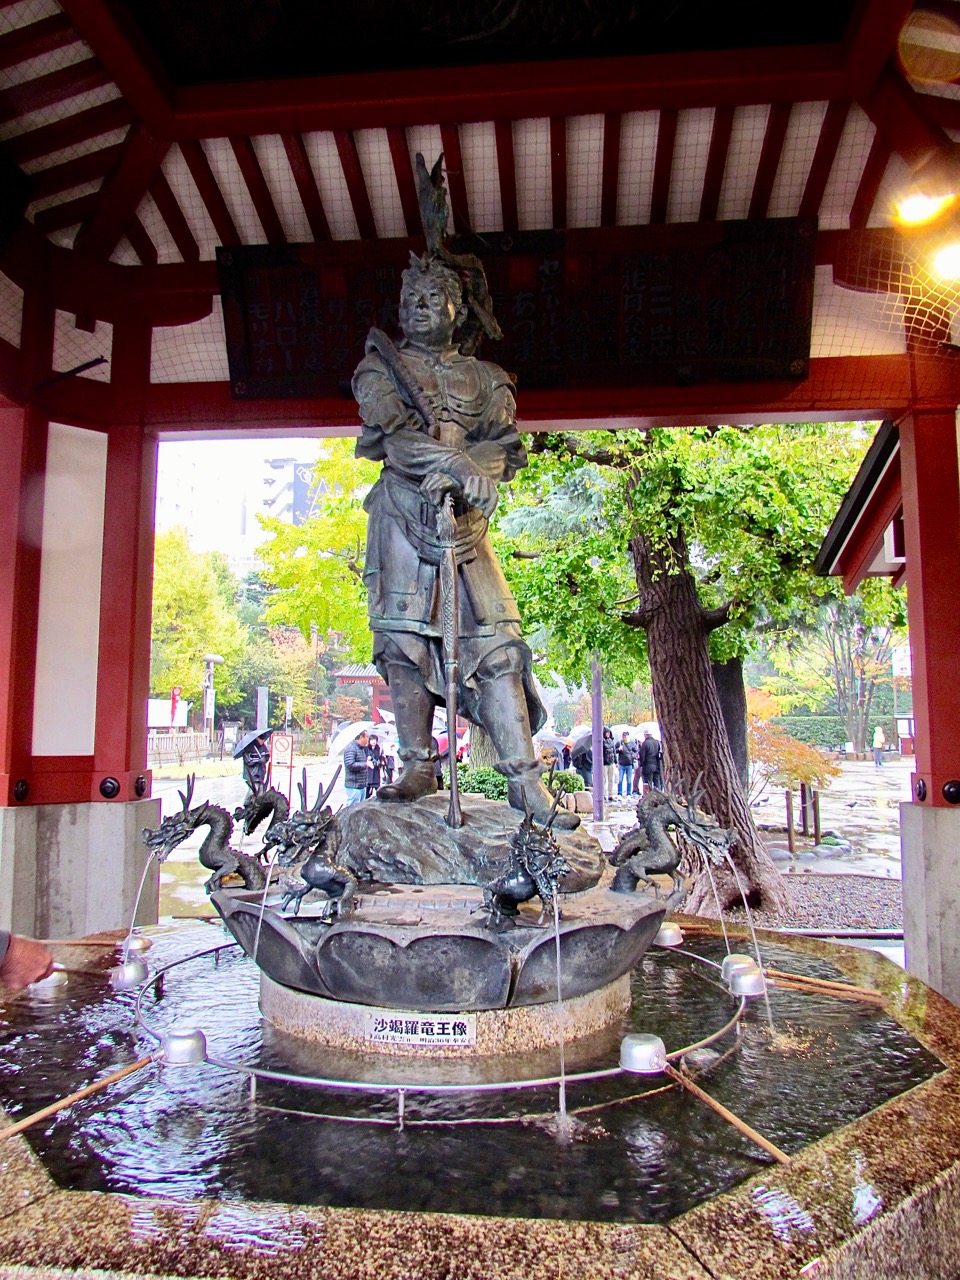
[0, 0, 954, 277]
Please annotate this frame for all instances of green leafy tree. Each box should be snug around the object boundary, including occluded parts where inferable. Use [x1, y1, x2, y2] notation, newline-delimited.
[764, 580, 907, 753]
[502, 423, 873, 911]
[150, 527, 246, 710]
[256, 440, 379, 659]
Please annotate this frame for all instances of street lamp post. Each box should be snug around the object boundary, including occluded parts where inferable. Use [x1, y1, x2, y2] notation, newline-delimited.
[202, 653, 224, 754]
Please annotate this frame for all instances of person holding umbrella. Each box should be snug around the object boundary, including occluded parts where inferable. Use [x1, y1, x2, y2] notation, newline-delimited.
[233, 728, 273, 792]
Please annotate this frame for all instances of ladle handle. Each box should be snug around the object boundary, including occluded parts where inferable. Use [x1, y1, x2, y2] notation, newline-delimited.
[664, 1064, 791, 1165]
[0, 1056, 154, 1142]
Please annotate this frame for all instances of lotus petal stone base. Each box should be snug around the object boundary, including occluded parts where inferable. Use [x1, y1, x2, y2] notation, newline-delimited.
[211, 880, 670, 1011]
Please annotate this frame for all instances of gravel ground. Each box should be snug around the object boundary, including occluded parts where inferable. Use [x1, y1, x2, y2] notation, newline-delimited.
[726, 873, 903, 932]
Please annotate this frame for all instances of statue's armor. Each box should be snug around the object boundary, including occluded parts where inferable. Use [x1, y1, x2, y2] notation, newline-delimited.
[352, 342, 545, 731]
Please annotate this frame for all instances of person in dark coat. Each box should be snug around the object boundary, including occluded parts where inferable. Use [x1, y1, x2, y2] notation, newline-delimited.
[432, 735, 445, 790]
[241, 732, 270, 792]
[343, 730, 371, 806]
[638, 731, 663, 793]
[365, 734, 384, 796]
[601, 727, 617, 801]
[571, 739, 593, 788]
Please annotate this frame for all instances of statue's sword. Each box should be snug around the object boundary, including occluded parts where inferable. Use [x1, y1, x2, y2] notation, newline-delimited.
[437, 493, 463, 828]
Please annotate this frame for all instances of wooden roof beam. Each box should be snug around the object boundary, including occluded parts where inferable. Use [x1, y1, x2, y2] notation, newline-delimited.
[56, 0, 174, 135]
[0, 14, 78, 73]
[28, 142, 121, 200]
[799, 99, 851, 218]
[849, 133, 891, 229]
[860, 64, 958, 174]
[492, 119, 517, 233]
[170, 44, 856, 139]
[231, 136, 286, 245]
[334, 130, 377, 240]
[699, 105, 733, 222]
[441, 123, 473, 234]
[550, 116, 566, 230]
[4, 98, 132, 166]
[74, 124, 169, 260]
[0, 58, 110, 126]
[34, 191, 97, 234]
[124, 214, 158, 267]
[650, 108, 677, 225]
[749, 102, 791, 220]
[281, 133, 331, 242]
[386, 126, 420, 238]
[600, 112, 621, 227]
[179, 140, 240, 246]
[149, 168, 200, 262]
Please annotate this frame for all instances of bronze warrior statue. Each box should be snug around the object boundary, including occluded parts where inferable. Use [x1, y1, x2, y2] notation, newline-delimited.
[351, 158, 578, 830]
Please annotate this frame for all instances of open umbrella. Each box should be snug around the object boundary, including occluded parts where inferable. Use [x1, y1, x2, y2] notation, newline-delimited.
[533, 732, 568, 753]
[232, 727, 275, 758]
[329, 720, 379, 757]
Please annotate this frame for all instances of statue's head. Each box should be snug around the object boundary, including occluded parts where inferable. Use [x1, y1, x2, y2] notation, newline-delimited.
[399, 254, 467, 349]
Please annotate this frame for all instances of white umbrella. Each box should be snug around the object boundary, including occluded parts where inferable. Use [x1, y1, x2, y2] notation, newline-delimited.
[610, 724, 636, 740]
[534, 732, 568, 752]
[329, 720, 377, 757]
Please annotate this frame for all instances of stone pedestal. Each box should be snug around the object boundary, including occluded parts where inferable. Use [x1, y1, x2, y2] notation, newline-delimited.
[902, 801, 960, 1004]
[260, 970, 631, 1057]
[0, 798, 160, 938]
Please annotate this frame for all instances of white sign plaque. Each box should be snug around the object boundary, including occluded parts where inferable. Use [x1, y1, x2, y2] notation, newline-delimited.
[364, 1008, 477, 1047]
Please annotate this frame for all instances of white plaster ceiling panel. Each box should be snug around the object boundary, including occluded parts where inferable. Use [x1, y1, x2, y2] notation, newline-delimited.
[0, 83, 121, 143]
[810, 263, 906, 357]
[0, 0, 61, 35]
[667, 106, 714, 222]
[110, 237, 139, 266]
[303, 130, 360, 240]
[47, 224, 78, 249]
[21, 126, 128, 173]
[617, 110, 658, 226]
[768, 101, 828, 218]
[513, 116, 550, 230]
[915, 79, 960, 100]
[460, 120, 501, 234]
[27, 177, 100, 217]
[251, 134, 313, 243]
[0, 37, 91, 91]
[0, 272, 24, 348]
[717, 104, 770, 221]
[53, 309, 111, 380]
[132, 189, 180, 264]
[868, 152, 911, 230]
[354, 127, 406, 240]
[150, 295, 229, 383]
[162, 145, 221, 259]
[818, 105, 876, 230]
[567, 114, 603, 228]
[200, 137, 266, 245]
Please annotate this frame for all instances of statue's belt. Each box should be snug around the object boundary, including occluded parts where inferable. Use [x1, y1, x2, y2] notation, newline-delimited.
[381, 471, 486, 565]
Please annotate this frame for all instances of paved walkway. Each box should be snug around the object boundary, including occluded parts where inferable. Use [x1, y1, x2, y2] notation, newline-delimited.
[150, 755, 913, 918]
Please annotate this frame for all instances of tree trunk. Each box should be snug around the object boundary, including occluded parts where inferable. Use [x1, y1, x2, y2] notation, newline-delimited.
[469, 724, 497, 770]
[629, 528, 788, 915]
[712, 657, 749, 791]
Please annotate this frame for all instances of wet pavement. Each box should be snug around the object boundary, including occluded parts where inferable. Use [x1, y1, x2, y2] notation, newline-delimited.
[151, 756, 912, 920]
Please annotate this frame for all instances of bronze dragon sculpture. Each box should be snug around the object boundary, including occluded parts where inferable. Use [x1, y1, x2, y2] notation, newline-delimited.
[141, 775, 267, 893]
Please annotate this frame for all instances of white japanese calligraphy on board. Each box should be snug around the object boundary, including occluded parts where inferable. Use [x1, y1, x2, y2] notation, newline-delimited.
[364, 1009, 477, 1047]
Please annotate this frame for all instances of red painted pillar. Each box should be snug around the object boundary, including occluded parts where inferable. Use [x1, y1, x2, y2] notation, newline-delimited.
[92, 320, 156, 802]
[0, 280, 54, 804]
[899, 408, 960, 806]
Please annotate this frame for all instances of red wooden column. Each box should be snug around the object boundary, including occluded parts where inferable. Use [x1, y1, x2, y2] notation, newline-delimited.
[899, 408, 960, 807]
[0, 281, 54, 805]
[92, 319, 156, 802]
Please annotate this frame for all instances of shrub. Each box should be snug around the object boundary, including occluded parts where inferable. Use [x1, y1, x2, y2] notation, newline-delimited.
[457, 765, 508, 802]
[772, 716, 847, 751]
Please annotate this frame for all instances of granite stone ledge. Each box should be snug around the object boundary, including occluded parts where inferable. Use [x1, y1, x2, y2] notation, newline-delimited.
[0, 1191, 710, 1280]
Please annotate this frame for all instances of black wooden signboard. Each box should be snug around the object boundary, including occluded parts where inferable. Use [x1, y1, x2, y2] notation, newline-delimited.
[217, 219, 815, 400]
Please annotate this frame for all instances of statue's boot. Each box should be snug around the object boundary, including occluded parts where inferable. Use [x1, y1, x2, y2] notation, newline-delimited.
[375, 666, 438, 804]
[478, 676, 580, 830]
